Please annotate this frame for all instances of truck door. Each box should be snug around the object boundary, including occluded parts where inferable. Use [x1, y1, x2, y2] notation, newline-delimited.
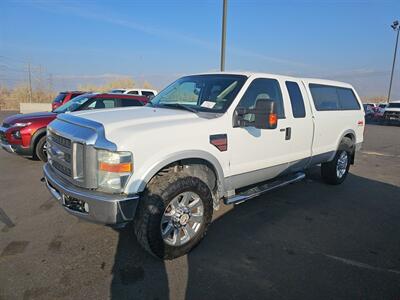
[228, 77, 295, 189]
[282, 80, 314, 170]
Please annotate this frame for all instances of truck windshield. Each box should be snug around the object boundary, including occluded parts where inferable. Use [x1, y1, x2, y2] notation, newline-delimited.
[150, 74, 247, 113]
[53, 95, 90, 113]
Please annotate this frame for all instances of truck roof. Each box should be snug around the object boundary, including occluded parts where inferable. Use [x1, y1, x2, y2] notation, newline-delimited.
[190, 71, 354, 89]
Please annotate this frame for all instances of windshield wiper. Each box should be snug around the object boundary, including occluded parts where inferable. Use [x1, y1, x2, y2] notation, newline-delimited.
[160, 103, 198, 113]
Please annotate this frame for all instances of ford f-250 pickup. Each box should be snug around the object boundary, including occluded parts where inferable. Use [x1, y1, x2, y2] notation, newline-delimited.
[43, 72, 365, 259]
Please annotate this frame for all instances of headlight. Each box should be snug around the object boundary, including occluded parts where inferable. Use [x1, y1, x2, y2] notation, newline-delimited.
[97, 150, 133, 193]
[12, 122, 31, 128]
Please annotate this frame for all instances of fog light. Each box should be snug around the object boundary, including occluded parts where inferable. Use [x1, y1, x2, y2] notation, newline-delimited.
[63, 195, 89, 214]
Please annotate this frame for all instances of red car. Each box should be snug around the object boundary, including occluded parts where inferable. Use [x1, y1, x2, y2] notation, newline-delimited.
[52, 91, 87, 111]
[0, 93, 148, 162]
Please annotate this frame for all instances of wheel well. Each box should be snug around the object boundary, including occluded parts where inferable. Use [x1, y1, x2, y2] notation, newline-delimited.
[32, 129, 46, 152]
[149, 158, 220, 206]
[154, 159, 217, 190]
[344, 133, 355, 143]
[343, 133, 356, 164]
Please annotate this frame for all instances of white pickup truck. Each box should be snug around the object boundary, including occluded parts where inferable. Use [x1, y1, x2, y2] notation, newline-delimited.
[43, 72, 365, 259]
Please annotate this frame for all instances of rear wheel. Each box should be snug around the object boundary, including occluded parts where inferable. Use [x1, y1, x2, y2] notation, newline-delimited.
[134, 173, 213, 259]
[321, 137, 353, 185]
[35, 135, 47, 162]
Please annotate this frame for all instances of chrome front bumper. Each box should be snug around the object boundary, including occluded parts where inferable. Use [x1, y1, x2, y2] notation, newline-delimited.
[43, 163, 139, 225]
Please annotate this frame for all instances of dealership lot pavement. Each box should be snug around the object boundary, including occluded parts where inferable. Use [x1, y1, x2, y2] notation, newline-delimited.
[0, 110, 399, 300]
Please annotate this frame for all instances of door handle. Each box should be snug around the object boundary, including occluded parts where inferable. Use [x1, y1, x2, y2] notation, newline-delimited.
[285, 127, 291, 140]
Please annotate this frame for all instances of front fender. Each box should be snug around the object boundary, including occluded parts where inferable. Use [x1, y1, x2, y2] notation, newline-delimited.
[125, 150, 226, 195]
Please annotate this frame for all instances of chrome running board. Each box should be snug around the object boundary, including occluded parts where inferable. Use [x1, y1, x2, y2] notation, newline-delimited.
[224, 172, 306, 205]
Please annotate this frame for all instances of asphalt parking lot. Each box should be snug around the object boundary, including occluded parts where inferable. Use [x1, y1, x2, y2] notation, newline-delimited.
[0, 111, 399, 300]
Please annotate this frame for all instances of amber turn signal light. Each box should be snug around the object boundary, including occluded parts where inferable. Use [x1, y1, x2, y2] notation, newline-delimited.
[99, 162, 132, 173]
[269, 113, 277, 127]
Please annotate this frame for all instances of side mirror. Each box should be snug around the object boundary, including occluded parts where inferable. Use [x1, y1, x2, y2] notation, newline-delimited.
[234, 99, 278, 129]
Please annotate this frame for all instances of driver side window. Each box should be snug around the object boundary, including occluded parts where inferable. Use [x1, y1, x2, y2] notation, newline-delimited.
[238, 78, 285, 119]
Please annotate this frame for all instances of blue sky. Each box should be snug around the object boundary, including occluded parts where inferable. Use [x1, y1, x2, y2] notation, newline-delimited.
[1, 0, 399, 99]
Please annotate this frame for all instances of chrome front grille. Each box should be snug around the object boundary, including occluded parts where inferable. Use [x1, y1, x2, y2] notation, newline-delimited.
[47, 130, 73, 179]
[52, 160, 72, 176]
[45, 113, 117, 190]
[50, 132, 72, 148]
[46, 128, 98, 189]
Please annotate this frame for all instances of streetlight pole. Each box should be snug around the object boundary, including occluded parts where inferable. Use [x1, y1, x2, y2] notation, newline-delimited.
[220, 0, 228, 72]
[388, 20, 399, 103]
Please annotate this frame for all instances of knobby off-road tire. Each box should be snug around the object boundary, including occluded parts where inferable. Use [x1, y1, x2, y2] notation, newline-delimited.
[35, 135, 47, 162]
[321, 137, 353, 185]
[133, 173, 213, 259]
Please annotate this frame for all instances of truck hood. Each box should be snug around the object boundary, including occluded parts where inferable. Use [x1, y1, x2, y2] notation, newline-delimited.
[70, 106, 212, 134]
[3, 111, 57, 125]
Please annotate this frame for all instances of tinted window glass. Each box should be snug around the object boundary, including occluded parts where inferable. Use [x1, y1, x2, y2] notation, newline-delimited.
[238, 78, 285, 119]
[310, 84, 360, 111]
[86, 98, 116, 109]
[142, 91, 154, 96]
[337, 88, 360, 110]
[388, 103, 400, 108]
[127, 91, 139, 95]
[309, 84, 340, 111]
[53, 93, 66, 103]
[286, 81, 306, 118]
[120, 99, 143, 107]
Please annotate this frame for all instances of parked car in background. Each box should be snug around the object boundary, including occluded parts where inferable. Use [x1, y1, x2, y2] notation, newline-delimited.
[363, 104, 375, 120]
[383, 100, 400, 124]
[43, 72, 364, 259]
[0, 93, 148, 162]
[109, 88, 158, 98]
[374, 103, 388, 120]
[52, 91, 86, 111]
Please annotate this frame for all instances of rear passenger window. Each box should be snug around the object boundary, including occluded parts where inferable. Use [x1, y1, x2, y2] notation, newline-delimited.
[309, 84, 360, 111]
[238, 78, 285, 119]
[337, 88, 361, 110]
[127, 91, 139, 95]
[309, 84, 339, 110]
[286, 81, 306, 118]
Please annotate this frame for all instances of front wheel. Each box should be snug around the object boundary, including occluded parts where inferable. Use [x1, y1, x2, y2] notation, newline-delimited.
[134, 174, 213, 259]
[321, 138, 352, 185]
[35, 135, 48, 162]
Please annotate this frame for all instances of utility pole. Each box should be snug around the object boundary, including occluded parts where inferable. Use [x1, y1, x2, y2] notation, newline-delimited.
[220, 0, 228, 72]
[48, 73, 53, 93]
[388, 20, 399, 103]
[27, 63, 32, 103]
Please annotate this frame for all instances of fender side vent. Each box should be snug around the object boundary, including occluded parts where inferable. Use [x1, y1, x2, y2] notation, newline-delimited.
[210, 134, 227, 152]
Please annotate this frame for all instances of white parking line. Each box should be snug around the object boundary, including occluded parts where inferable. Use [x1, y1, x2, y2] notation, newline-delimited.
[322, 253, 400, 276]
[360, 151, 400, 158]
